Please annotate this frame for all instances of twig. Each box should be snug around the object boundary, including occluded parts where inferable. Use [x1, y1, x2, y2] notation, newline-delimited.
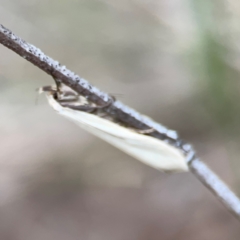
[1, 24, 240, 220]
[190, 159, 240, 219]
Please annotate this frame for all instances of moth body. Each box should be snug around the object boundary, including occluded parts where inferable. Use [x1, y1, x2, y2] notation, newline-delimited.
[41, 86, 189, 172]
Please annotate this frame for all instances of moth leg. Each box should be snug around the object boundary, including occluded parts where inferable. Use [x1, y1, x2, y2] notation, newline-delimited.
[82, 95, 115, 112]
[53, 77, 62, 92]
[58, 91, 79, 103]
[59, 103, 100, 113]
[59, 94, 115, 113]
[60, 96, 114, 112]
[39, 85, 59, 100]
[92, 95, 115, 109]
[97, 112, 110, 118]
[135, 128, 156, 134]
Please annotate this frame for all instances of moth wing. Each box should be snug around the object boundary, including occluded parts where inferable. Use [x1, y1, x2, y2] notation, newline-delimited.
[46, 94, 188, 172]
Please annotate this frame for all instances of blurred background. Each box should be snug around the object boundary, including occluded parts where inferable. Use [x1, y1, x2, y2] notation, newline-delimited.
[0, 0, 240, 239]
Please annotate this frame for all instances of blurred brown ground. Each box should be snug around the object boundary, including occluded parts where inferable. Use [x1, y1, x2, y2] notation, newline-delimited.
[0, 0, 240, 239]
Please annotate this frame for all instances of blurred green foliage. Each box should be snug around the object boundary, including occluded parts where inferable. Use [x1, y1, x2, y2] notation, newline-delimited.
[191, 0, 240, 136]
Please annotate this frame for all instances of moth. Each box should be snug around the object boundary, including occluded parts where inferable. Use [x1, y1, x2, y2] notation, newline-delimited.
[40, 85, 189, 173]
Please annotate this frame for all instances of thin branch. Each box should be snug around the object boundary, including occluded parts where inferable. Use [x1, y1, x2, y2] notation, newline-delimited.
[190, 159, 240, 219]
[1, 24, 240, 220]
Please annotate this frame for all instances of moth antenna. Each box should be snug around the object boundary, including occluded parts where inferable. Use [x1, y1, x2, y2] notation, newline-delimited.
[35, 87, 43, 105]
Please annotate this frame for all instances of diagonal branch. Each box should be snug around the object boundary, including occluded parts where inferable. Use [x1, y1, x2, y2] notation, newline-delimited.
[1, 24, 240, 220]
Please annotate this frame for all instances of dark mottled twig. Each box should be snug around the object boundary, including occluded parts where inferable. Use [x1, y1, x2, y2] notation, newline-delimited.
[1, 24, 240, 220]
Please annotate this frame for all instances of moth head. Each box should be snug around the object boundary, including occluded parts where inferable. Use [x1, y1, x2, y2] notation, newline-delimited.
[38, 85, 58, 99]
[38, 84, 79, 102]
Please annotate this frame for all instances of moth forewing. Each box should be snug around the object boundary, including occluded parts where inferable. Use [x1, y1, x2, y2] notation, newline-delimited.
[46, 93, 189, 172]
